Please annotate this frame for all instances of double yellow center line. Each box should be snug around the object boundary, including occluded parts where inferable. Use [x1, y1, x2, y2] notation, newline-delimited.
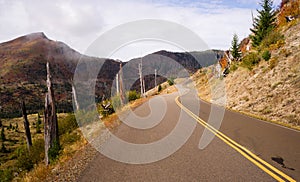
[175, 96, 296, 182]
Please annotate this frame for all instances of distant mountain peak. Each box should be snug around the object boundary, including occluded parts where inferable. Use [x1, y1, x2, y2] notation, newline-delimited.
[24, 32, 48, 41]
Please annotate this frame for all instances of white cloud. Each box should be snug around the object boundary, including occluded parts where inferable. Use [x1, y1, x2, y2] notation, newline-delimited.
[0, 0, 261, 60]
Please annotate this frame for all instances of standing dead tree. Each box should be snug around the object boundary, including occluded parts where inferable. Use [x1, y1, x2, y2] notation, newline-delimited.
[21, 100, 32, 152]
[44, 62, 59, 165]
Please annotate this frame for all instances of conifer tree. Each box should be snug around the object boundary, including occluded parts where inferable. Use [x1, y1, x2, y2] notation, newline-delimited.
[230, 34, 241, 60]
[250, 0, 276, 47]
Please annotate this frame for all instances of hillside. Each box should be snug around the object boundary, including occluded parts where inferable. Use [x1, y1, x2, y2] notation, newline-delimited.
[193, 17, 300, 129]
[0, 33, 220, 118]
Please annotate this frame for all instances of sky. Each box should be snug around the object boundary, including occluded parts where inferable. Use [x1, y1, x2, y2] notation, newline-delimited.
[0, 0, 281, 61]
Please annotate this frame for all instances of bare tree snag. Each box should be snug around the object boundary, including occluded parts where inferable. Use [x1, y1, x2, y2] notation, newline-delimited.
[21, 100, 32, 152]
[72, 83, 80, 111]
[44, 62, 59, 165]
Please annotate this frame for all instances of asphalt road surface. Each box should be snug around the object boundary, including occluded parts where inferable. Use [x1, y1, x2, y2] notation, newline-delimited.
[79, 89, 300, 181]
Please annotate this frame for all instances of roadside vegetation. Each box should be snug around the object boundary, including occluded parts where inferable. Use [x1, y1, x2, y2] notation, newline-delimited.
[193, 0, 300, 130]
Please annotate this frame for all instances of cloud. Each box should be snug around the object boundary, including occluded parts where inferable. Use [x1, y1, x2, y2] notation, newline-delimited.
[0, 0, 262, 60]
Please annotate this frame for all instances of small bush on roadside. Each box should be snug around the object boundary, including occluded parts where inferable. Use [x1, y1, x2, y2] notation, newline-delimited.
[126, 90, 140, 102]
[16, 139, 45, 171]
[241, 52, 261, 70]
[48, 140, 60, 163]
[262, 50, 271, 61]
[230, 63, 239, 72]
[167, 78, 175, 86]
[61, 132, 81, 145]
[111, 95, 121, 111]
[58, 113, 78, 135]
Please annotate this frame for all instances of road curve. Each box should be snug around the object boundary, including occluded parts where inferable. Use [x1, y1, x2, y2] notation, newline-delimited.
[78, 90, 299, 181]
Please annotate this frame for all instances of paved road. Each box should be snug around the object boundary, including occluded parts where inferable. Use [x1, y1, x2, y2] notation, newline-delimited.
[79, 89, 299, 181]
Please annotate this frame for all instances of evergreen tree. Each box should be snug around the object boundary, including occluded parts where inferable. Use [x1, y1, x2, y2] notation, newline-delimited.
[230, 34, 241, 60]
[250, 0, 276, 47]
[0, 127, 5, 141]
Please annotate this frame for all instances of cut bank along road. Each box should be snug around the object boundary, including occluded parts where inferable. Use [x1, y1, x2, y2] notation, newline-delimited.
[79, 91, 299, 181]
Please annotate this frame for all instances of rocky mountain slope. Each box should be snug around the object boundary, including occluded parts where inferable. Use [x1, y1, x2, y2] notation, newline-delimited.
[0, 33, 220, 117]
[193, 19, 300, 129]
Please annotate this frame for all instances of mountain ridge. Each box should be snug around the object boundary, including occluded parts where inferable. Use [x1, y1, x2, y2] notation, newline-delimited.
[0, 32, 221, 117]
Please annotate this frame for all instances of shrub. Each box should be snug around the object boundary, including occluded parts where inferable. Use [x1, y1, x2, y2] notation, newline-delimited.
[241, 52, 261, 70]
[0, 169, 13, 182]
[58, 113, 78, 135]
[167, 78, 175, 86]
[16, 139, 45, 171]
[262, 50, 271, 61]
[261, 31, 284, 50]
[158, 84, 162, 92]
[230, 63, 238, 72]
[61, 132, 81, 145]
[48, 140, 60, 163]
[269, 57, 278, 69]
[126, 90, 140, 102]
[111, 95, 122, 111]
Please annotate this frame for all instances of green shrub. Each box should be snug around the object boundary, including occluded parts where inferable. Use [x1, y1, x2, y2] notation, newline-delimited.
[58, 113, 78, 135]
[167, 78, 175, 86]
[158, 84, 162, 92]
[262, 50, 271, 61]
[61, 132, 81, 145]
[0, 169, 13, 182]
[241, 52, 261, 70]
[48, 139, 60, 163]
[230, 63, 239, 72]
[260, 31, 284, 49]
[126, 90, 140, 102]
[16, 139, 45, 171]
[111, 95, 121, 111]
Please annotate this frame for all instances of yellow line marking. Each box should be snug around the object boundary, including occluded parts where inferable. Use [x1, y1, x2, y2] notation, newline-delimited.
[175, 96, 296, 182]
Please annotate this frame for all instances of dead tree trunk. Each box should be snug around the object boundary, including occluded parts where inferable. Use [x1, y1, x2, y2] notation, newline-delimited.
[21, 100, 32, 152]
[72, 83, 79, 111]
[44, 62, 59, 165]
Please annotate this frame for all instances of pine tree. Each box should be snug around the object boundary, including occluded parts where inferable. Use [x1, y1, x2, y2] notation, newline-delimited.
[250, 0, 276, 47]
[230, 34, 241, 61]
